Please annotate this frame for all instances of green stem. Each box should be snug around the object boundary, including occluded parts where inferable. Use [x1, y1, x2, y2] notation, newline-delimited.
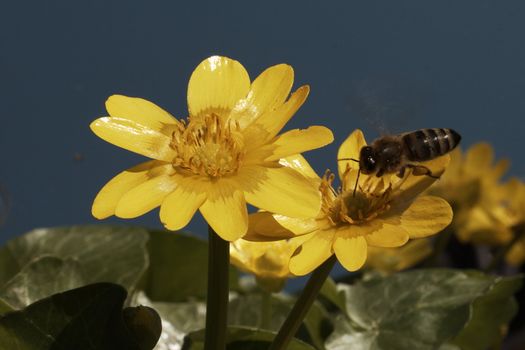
[261, 291, 272, 330]
[204, 225, 230, 350]
[269, 255, 337, 350]
[423, 227, 454, 267]
[484, 223, 525, 273]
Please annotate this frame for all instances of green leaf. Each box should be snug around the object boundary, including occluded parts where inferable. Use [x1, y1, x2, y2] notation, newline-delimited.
[135, 291, 331, 349]
[0, 283, 160, 350]
[228, 293, 290, 332]
[0, 299, 13, 317]
[141, 230, 239, 302]
[325, 269, 511, 350]
[319, 277, 346, 311]
[134, 291, 206, 349]
[0, 225, 149, 293]
[0, 256, 85, 309]
[303, 298, 332, 350]
[449, 274, 523, 350]
[182, 326, 316, 350]
[228, 293, 330, 349]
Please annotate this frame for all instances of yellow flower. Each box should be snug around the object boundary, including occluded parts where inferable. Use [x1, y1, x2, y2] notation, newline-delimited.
[245, 129, 452, 275]
[502, 178, 525, 266]
[230, 236, 308, 292]
[366, 239, 432, 274]
[90, 56, 333, 241]
[429, 143, 513, 245]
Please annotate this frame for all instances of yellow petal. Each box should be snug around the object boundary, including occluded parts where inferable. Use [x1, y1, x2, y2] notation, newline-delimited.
[264, 126, 334, 162]
[289, 230, 334, 276]
[230, 64, 294, 128]
[337, 129, 367, 176]
[92, 160, 169, 219]
[489, 159, 510, 180]
[456, 207, 512, 245]
[333, 233, 367, 272]
[241, 86, 309, 145]
[278, 154, 320, 181]
[337, 129, 367, 188]
[390, 196, 453, 239]
[160, 175, 207, 230]
[506, 241, 525, 266]
[238, 165, 321, 219]
[115, 174, 176, 218]
[394, 154, 450, 204]
[441, 147, 463, 180]
[273, 214, 318, 235]
[187, 56, 250, 118]
[361, 222, 410, 247]
[90, 117, 175, 161]
[243, 212, 297, 241]
[105, 95, 178, 130]
[465, 142, 493, 173]
[199, 179, 248, 241]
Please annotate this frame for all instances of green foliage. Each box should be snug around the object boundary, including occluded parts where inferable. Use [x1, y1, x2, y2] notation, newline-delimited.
[0, 256, 84, 309]
[0, 226, 522, 349]
[449, 274, 523, 350]
[325, 269, 522, 350]
[0, 225, 149, 293]
[0, 283, 161, 350]
[140, 230, 239, 302]
[319, 277, 346, 311]
[182, 326, 316, 350]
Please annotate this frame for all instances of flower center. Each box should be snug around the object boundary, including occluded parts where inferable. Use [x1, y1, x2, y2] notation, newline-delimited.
[318, 169, 393, 227]
[169, 114, 245, 177]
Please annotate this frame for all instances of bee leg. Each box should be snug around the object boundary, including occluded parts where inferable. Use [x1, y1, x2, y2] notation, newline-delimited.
[406, 164, 440, 179]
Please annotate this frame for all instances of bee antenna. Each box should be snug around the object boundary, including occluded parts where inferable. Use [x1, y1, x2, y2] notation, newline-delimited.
[338, 158, 359, 163]
[352, 169, 361, 197]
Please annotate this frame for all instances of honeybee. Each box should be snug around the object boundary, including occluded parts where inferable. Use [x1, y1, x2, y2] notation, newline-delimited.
[342, 128, 461, 194]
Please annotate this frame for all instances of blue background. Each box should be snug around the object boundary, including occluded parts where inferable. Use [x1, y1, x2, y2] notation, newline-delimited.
[1, 0, 524, 274]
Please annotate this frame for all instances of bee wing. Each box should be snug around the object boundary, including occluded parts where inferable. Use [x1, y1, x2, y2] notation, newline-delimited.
[346, 76, 428, 136]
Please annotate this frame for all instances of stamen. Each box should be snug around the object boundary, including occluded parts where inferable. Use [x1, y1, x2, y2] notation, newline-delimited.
[169, 114, 245, 177]
[318, 168, 396, 231]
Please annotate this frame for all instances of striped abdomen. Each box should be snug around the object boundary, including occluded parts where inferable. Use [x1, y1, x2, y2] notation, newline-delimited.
[402, 128, 461, 162]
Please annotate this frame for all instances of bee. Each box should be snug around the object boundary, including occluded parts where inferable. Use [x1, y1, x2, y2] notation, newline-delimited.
[341, 128, 461, 195]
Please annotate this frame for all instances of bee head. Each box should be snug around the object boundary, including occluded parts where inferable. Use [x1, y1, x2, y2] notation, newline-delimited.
[359, 146, 377, 174]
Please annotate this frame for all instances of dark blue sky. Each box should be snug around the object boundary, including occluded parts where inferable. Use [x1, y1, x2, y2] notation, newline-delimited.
[1, 0, 524, 249]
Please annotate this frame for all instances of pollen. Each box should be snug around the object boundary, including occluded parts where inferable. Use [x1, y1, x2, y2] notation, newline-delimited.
[169, 114, 245, 177]
[318, 168, 395, 228]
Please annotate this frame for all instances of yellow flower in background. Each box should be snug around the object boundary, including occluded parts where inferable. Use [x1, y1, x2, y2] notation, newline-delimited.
[428, 143, 513, 245]
[245, 129, 452, 275]
[366, 239, 432, 274]
[502, 178, 525, 266]
[230, 236, 308, 292]
[90, 56, 333, 241]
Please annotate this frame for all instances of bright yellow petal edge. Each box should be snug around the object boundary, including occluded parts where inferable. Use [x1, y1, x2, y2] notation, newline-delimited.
[245, 129, 453, 275]
[90, 56, 334, 241]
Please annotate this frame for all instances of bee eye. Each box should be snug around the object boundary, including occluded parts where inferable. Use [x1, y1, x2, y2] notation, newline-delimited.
[359, 146, 376, 174]
[364, 156, 376, 171]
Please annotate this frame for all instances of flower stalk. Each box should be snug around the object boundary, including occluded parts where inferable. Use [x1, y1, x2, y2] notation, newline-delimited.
[424, 227, 454, 267]
[205, 225, 230, 350]
[269, 255, 337, 350]
[484, 223, 525, 272]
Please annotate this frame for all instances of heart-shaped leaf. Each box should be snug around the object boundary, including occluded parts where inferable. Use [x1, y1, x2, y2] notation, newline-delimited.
[140, 230, 239, 302]
[0, 282, 161, 350]
[182, 326, 316, 350]
[0, 256, 85, 309]
[325, 269, 522, 350]
[0, 225, 149, 294]
[449, 274, 523, 350]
